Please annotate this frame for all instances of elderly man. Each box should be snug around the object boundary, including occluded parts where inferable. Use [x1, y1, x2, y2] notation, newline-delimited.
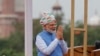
[35, 12, 68, 56]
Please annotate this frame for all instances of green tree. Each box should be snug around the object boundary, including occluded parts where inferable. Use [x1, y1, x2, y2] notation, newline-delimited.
[33, 19, 42, 56]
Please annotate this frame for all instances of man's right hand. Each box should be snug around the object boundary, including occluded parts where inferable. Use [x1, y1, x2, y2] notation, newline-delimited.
[56, 25, 63, 40]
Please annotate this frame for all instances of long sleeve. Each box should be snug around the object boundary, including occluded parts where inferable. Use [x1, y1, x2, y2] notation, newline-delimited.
[35, 35, 59, 55]
[59, 40, 69, 54]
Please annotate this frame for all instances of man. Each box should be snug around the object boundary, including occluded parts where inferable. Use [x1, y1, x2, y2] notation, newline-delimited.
[35, 12, 68, 56]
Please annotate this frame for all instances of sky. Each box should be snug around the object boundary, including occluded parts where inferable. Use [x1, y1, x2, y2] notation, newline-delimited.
[32, 0, 100, 21]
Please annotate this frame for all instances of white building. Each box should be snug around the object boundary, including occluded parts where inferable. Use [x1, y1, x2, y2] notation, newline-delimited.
[88, 11, 100, 26]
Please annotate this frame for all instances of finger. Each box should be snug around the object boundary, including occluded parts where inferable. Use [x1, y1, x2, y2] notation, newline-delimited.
[58, 25, 63, 32]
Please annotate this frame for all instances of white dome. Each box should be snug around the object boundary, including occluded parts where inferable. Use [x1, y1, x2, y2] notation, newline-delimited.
[88, 14, 100, 26]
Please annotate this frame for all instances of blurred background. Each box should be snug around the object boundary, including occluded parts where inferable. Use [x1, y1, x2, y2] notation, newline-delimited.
[0, 0, 24, 56]
[33, 0, 100, 56]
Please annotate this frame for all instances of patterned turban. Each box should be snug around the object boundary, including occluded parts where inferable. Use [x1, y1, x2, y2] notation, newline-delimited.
[40, 12, 56, 25]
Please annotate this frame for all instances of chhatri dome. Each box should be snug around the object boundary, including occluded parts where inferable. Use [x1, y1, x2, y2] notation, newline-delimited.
[88, 10, 100, 26]
[52, 0, 62, 10]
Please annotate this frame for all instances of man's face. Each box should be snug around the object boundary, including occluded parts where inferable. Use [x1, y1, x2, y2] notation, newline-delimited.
[44, 20, 57, 33]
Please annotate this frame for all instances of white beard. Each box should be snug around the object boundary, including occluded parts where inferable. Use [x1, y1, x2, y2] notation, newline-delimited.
[47, 29, 56, 34]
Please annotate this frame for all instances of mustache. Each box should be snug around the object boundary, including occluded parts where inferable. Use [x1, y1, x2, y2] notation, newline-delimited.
[52, 28, 56, 31]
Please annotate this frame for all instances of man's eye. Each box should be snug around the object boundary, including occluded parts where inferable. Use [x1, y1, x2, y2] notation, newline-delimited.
[50, 24, 56, 26]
